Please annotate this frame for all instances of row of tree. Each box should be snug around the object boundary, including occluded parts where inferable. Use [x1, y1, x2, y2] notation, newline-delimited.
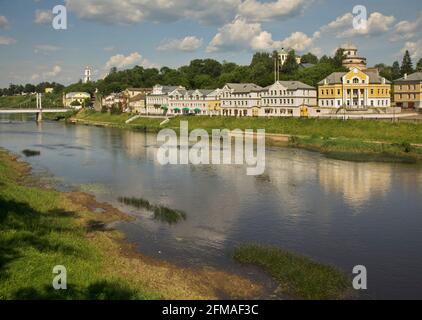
[2, 50, 422, 98]
[62, 49, 349, 96]
[375, 50, 422, 82]
[0, 82, 64, 97]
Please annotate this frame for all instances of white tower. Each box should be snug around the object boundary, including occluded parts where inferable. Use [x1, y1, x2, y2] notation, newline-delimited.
[84, 66, 92, 83]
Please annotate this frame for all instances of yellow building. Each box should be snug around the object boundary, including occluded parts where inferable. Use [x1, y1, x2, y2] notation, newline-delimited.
[318, 67, 391, 108]
[394, 72, 422, 110]
[208, 100, 221, 116]
[45, 88, 54, 94]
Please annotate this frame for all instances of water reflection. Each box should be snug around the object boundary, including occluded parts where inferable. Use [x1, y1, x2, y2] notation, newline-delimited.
[318, 161, 392, 210]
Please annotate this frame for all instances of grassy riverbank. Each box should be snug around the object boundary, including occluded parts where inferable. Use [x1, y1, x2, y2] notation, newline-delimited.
[70, 110, 422, 163]
[0, 149, 263, 300]
[234, 245, 351, 300]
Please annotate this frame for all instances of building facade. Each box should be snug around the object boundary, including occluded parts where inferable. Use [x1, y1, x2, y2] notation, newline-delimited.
[63, 92, 91, 108]
[260, 81, 317, 117]
[84, 67, 92, 83]
[167, 88, 213, 115]
[219, 82, 317, 117]
[146, 85, 185, 115]
[206, 89, 223, 116]
[102, 93, 125, 109]
[318, 67, 391, 109]
[128, 94, 147, 114]
[394, 72, 422, 110]
[220, 83, 263, 117]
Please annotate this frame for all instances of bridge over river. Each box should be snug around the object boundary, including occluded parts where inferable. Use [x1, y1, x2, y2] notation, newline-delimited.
[0, 108, 72, 121]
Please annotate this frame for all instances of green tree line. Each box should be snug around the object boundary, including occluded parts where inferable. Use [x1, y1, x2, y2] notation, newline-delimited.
[2, 50, 422, 98]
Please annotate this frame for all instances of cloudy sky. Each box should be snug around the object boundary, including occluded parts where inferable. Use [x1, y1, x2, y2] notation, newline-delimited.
[0, 0, 421, 87]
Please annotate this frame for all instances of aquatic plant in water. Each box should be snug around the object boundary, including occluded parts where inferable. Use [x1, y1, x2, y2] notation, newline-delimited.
[22, 149, 41, 157]
[118, 197, 186, 224]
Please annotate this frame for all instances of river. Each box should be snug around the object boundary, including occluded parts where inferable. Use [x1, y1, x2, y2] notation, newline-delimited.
[1, 117, 421, 299]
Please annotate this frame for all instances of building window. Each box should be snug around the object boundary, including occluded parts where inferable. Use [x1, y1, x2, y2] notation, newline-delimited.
[353, 78, 359, 84]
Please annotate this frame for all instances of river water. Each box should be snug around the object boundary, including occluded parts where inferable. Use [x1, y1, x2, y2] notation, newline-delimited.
[1, 117, 421, 299]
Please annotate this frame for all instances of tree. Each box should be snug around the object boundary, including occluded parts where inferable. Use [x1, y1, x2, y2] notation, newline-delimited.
[109, 67, 117, 74]
[417, 58, 422, 72]
[82, 98, 92, 108]
[70, 100, 81, 107]
[301, 52, 319, 64]
[392, 61, 401, 80]
[319, 55, 332, 64]
[333, 48, 346, 68]
[250, 52, 274, 86]
[400, 50, 414, 76]
[281, 50, 299, 74]
[375, 63, 393, 81]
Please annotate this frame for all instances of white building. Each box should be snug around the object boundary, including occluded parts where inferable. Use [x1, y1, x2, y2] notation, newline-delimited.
[168, 88, 213, 115]
[278, 48, 302, 66]
[102, 93, 125, 109]
[220, 83, 264, 117]
[146, 85, 185, 115]
[219, 82, 317, 117]
[260, 81, 317, 117]
[63, 92, 91, 109]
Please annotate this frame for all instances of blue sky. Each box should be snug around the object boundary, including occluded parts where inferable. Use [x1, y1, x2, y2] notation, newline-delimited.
[0, 0, 421, 87]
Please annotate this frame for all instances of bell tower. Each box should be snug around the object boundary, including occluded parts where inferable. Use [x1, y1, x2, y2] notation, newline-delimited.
[84, 66, 92, 83]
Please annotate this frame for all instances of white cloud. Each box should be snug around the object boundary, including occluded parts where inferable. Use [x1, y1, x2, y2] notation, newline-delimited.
[105, 52, 157, 70]
[322, 12, 396, 38]
[207, 16, 278, 52]
[45, 65, 62, 77]
[391, 12, 422, 42]
[31, 65, 63, 81]
[157, 36, 203, 51]
[65, 0, 309, 25]
[207, 16, 318, 53]
[0, 36, 16, 45]
[0, 15, 9, 28]
[279, 31, 320, 52]
[35, 9, 53, 24]
[34, 44, 61, 54]
[238, 0, 309, 22]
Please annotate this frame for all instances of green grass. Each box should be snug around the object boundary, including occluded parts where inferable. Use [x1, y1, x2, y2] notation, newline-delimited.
[43, 110, 78, 121]
[0, 151, 158, 300]
[163, 116, 422, 145]
[75, 110, 133, 125]
[73, 112, 422, 144]
[233, 245, 351, 300]
[118, 197, 187, 224]
[0, 150, 262, 300]
[289, 136, 422, 163]
[72, 110, 164, 131]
